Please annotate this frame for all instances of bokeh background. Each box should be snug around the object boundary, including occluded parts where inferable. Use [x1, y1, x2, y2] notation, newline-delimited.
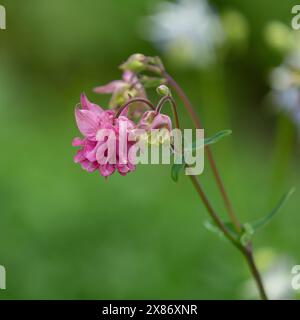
[0, 0, 299, 299]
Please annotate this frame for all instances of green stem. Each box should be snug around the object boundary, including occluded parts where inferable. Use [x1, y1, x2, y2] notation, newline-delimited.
[156, 95, 180, 130]
[163, 71, 241, 233]
[242, 246, 268, 300]
[190, 175, 268, 300]
[116, 97, 155, 118]
[160, 69, 268, 300]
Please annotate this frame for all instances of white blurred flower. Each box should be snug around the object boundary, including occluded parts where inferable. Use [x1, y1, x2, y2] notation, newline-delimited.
[270, 50, 300, 135]
[143, 0, 224, 68]
[241, 248, 296, 300]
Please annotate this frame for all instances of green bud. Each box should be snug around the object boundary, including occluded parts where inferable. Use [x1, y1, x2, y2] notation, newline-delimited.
[156, 84, 170, 96]
[140, 76, 166, 88]
[120, 53, 147, 72]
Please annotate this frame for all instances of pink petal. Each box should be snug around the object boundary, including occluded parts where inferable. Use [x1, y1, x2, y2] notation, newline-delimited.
[137, 111, 157, 130]
[138, 111, 172, 131]
[84, 141, 100, 162]
[75, 107, 99, 139]
[72, 137, 84, 147]
[99, 164, 116, 177]
[80, 160, 99, 172]
[80, 93, 103, 114]
[122, 71, 135, 83]
[74, 150, 85, 163]
[151, 113, 172, 131]
[93, 81, 124, 94]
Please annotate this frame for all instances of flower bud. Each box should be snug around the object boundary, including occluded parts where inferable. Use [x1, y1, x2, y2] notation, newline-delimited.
[156, 84, 170, 96]
[140, 76, 166, 88]
[120, 53, 147, 72]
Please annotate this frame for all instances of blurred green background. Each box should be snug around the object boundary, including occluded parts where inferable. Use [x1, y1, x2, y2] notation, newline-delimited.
[0, 0, 299, 299]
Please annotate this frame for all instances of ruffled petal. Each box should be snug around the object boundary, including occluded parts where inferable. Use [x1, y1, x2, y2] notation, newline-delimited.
[72, 137, 84, 147]
[75, 107, 99, 139]
[99, 164, 116, 177]
[80, 160, 99, 172]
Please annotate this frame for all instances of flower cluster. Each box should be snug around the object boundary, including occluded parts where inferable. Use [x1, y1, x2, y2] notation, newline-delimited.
[72, 93, 137, 177]
[72, 58, 173, 178]
[94, 70, 147, 118]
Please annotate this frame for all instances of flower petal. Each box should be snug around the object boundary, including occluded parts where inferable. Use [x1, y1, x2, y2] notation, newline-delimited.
[99, 164, 116, 177]
[75, 107, 99, 139]
[93, 81, 124, 94]
[81, 93, 103, 114]
[122, 70, 135, 83]
[80, 160, 99, 172]
[72, 137, 84, 147]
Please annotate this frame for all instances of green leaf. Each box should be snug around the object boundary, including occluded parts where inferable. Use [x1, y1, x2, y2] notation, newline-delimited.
[204, 220, 239, 240]
[171, 163, 184, 182]
[191, 130, 232, 150]
[171, 130, 232, 182]
[250, 188, 295, 232]
[203, 130, 232, 147]
[239, 223, 255, 246]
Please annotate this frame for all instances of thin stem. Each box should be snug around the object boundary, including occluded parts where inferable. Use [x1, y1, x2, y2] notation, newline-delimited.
[163, 71, 241, 233]
[147, 60, 267, 299]
[190, 175, 268, 300]
[189, 175, 237, 245]
[116, 97, 155, 118]
[243, 247, 268, 300]
[156, 95, 180, 130]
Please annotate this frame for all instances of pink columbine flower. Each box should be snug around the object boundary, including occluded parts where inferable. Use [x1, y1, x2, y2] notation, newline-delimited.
[137, 110, 172, 131]
[93, 71, 147, 118]
[72, 93, 136, 177]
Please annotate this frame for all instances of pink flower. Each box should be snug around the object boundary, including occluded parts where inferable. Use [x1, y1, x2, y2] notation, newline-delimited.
[93, 71, 147, 118]
[137, 111, 172, 131]
[72, 93, 136, 178]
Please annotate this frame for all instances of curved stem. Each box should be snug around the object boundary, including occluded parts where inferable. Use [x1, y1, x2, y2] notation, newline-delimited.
[116, 97, 155, 118]
[156, 95, 180, 130]
[159, 68, 267, 299]
[162, 71, 241, 233]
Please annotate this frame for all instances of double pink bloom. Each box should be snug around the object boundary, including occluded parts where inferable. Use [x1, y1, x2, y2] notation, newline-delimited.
[73, 93, 136, 177]
[72, 93, 172, 178]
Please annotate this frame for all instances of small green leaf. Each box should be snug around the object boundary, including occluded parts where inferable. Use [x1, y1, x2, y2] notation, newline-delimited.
[204, 220, 239, 240]
[239, 223, 255, 246]
[171, 163, 184, 182]
[250, 188, 295, 232]
[171, 130, 232, 182]
[191, 130, 232, 150]
[204, 220, 223, 237]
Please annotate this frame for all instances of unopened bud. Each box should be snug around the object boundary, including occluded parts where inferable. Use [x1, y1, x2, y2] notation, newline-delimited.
[120, 53, 147, 73]
[156, 85, 170, 96]
[140, 76, 166, 88]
